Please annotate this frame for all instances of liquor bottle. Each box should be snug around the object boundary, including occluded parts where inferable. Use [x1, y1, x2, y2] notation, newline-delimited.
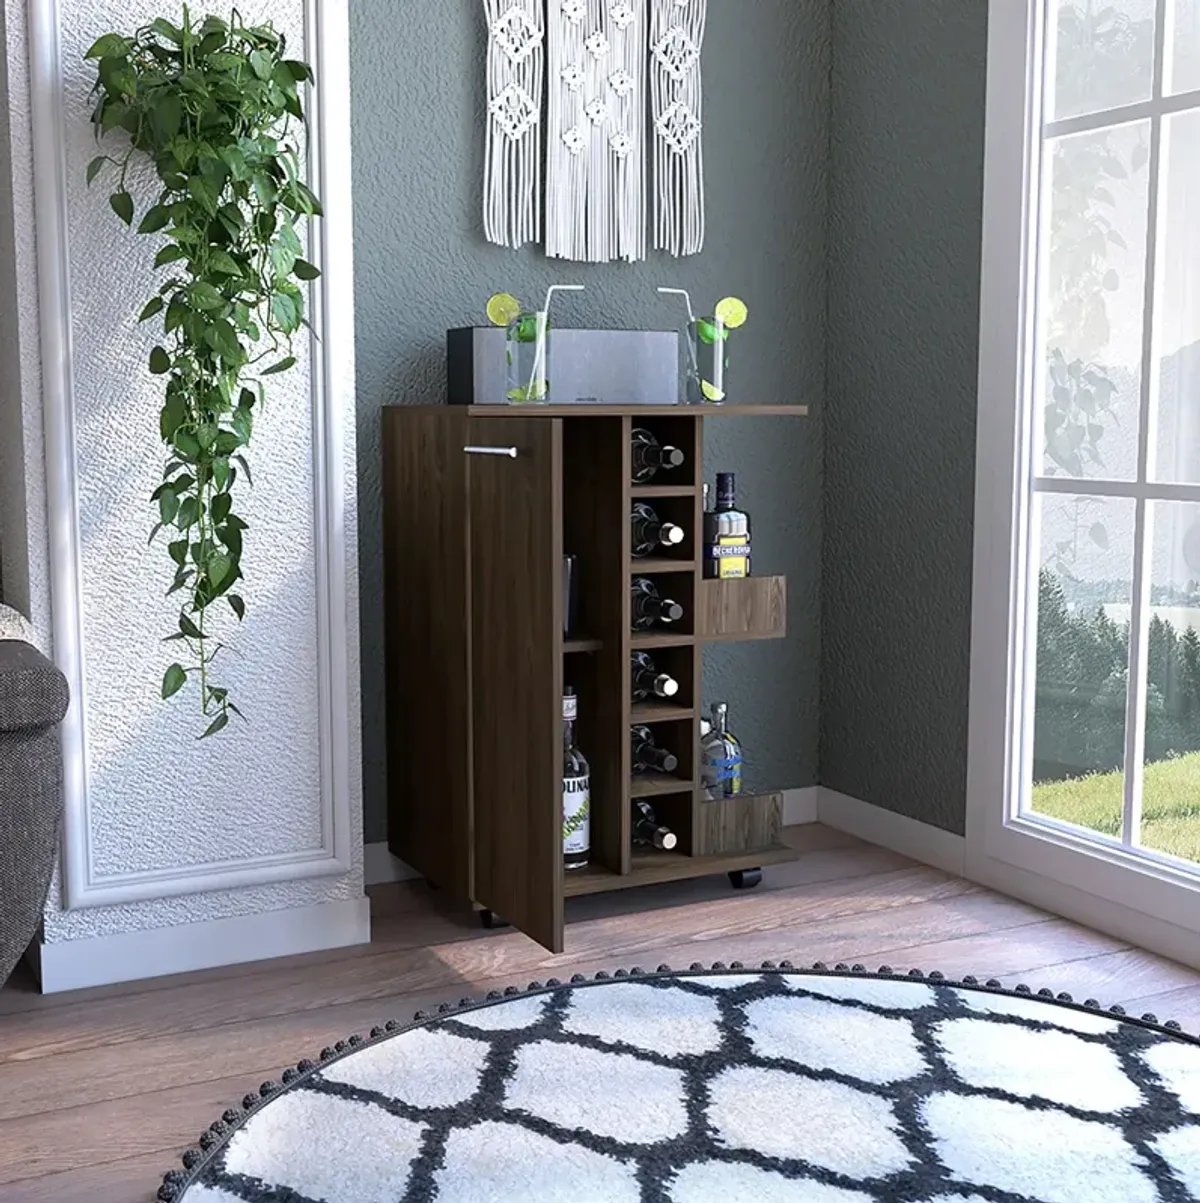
[631, 578, 684, 629]
[631, 428, 685, 483]
[703, 472, 752, 580]
[701, 701, 743, 799]
[631, 503, 686, 558]
[632, 799, 678, 851]
[562, 687, 591, 871]
[631, 725, 679, 774]
[631, 651, 680, 700]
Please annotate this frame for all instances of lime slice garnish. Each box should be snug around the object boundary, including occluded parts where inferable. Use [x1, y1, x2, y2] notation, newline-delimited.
[487, 292, 521, 327]
[714, 297, 748, 329]
[701, 380, 726, 402]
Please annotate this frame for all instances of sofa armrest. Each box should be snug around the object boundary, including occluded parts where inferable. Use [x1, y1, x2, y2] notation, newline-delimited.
[0, 640, 69, 732]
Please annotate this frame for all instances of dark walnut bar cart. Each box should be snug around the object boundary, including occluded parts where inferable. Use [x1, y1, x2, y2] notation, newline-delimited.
[383, 404, 808, 954]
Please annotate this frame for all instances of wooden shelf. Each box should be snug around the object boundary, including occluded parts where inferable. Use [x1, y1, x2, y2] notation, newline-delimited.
[631, 484, 700, 499]
[631, 772, 694, 798]
[466, 404, 809, 418]
[630, 700, 695, 723]
[564, 841, 800, 896]
[630, 558, 696, 574]
[563, 863, 622, 897]
[630, 632, 695, 650]
[563, 637, 603, 654]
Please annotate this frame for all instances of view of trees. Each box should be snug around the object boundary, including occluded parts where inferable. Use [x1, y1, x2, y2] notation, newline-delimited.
[1035, 569, 1200, 781]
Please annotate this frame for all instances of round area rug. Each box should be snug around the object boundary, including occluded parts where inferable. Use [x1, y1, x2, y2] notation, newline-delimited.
[160, 964, 1200, 1203]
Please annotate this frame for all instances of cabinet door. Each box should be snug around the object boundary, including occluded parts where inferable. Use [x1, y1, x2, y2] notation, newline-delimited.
[467, 417, 564, 952]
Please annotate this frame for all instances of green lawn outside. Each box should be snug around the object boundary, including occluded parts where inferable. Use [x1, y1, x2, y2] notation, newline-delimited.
[1032, 750, 1200, 865]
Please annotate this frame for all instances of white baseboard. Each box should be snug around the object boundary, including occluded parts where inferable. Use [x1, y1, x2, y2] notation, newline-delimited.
[29, 896, 371, 994]
[783, 787, 819, 826]
[366, 789, 818, 888]
[364, 841, 420, 887]
[817, 788, 966, 877]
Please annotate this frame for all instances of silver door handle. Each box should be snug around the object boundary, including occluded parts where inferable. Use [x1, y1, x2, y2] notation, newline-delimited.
[464, 445, 519, 459]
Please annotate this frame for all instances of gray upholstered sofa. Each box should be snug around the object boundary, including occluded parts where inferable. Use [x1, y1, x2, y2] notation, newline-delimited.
[0, 604, 69, 986]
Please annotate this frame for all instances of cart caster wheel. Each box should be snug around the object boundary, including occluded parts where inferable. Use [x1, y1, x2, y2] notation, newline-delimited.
[729, 868, 763, 890]
[479, 909, 511, 930]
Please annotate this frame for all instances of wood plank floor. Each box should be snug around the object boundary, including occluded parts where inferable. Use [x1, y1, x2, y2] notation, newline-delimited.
[1, 824, 1197, 1202]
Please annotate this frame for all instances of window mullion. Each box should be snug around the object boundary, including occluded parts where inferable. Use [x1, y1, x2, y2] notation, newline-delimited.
[1121, 0, 1170, 849]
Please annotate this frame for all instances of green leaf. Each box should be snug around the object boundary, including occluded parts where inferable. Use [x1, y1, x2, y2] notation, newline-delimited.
[200, 712, 229, 739]
[173, 429, 200, 461]
[212, 457, 231, 492]
[261, 355, 296, 376]
[270, 290, 301, 333]
[234, 454, 253, 487]
[85, 33, 130, 59]
[189, 281, 225, 311]
[176, 496, 199, 528]
[159, 489, 179, 524]
[283, 59, 313, 82]
[292, 258, 321, 281]
[206, 318, 242, 361]
[150, 17, 183, 45]
[161, 395, 187, 441]
[109, 191, 134, 225]
[149, 346, 171, 374]
[228, 594, 246, 620]
[162, 663, 188, 699]
[164, 298, 189, 334]
[187, 175, 220, 215]
[139, 296, 164, 322]
[211, 492, 232, 525]
[208, 552, 232, 589]
[179, 612, 203, 639]
[154, 244, 187, 268]
[137, 205, 170, 234]
[168, 538, 188, 567]
[209, 249, 243, 276]
[86, 156, 107, 186]
[152, 92, 182, 140]
[249, 49, 274, 80]
[147, 520, 165, 545]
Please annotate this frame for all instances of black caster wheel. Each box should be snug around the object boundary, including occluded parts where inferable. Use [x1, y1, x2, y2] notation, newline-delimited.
[425, 878, 439, 891]
[479, 909, 511, 930]
[729, 868, 763, 890]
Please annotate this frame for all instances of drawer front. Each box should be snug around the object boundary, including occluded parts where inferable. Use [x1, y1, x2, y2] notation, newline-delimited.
[696, 792, 783, 856]
[697, 576, 787, 641]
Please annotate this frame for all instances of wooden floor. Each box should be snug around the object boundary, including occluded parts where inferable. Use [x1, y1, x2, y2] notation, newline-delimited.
[2, 824, 1199, 1202]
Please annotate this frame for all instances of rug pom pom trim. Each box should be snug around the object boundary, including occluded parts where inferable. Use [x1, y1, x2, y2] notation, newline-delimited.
[159, 961, 1198, 1201]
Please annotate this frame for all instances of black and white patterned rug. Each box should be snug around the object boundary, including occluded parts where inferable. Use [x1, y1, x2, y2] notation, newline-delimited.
[161, 964, 1200, 1203]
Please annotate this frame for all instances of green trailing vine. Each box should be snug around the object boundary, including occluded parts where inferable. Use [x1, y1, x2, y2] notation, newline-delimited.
[85, 8, 322, 737]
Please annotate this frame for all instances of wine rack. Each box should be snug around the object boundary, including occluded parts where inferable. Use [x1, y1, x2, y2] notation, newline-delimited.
[383, 403, 808, 954]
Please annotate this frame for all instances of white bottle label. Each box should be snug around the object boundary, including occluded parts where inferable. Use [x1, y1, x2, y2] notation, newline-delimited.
[563, 774, 590, 855]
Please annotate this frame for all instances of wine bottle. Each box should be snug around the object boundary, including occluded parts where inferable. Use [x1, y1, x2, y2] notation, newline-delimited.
[701, 702, 743, 799]
[631, 725, 679, 774]
[631, 578, 684, 630]
[632, 799, 678, 851]
[703, 472, 752, 580]
[631, 428, 685, 483]
[562, 688, 591, 871]
[630, 651, 679, 700]
[631, 503, 686, 558]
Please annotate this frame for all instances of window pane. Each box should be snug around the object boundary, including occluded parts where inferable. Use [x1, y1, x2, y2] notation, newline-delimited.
[1049, 0, 1156, 121]
[1151, 110, 1200, 484]
[1168, 0, 1200, 94]
[1029, 494, 1135, 839]
[1041, 124, 1150, 481]
[1140, 502, 1200, 865]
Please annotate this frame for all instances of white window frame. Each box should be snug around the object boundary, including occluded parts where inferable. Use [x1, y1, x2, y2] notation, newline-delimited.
[966, 0, 1200, 964]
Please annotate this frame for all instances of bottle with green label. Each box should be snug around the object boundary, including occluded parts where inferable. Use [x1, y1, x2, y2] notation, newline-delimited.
[562, 687, 591, 871]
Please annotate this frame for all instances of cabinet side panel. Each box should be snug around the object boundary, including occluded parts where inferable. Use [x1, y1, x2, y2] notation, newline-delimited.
[383, 408, 472, 900]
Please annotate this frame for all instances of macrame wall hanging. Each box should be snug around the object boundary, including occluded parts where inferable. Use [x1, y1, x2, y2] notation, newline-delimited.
[546, 0, 647, 263]
[650, 0, 707, 257]
[481, 0, 707, 261]
[483, 0, 545, 249]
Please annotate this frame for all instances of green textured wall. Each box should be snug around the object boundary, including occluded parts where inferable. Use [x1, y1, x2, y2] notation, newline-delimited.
[350, 3, 830, 841]
[822, 0, 989, 834]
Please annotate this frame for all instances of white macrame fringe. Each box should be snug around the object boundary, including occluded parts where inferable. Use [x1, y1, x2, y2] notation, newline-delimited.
[483, 0, 545, 249]
[651, 0, 706, 257]
[547, 0, 647, 263]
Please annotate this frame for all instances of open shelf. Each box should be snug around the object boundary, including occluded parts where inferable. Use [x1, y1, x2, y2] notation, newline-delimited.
[563, 636, 603, 654]
[630, 700, 695, 723]
[630, 558, 696, 574]
[563, 862, 622, 897]
[630, 632, 695, 650]
[631, 484, 700, 499]
[630, 772, 694, 798]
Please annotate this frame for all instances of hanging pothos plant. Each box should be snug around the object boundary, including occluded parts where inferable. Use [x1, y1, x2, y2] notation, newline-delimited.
[86, 8, 321, 737]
